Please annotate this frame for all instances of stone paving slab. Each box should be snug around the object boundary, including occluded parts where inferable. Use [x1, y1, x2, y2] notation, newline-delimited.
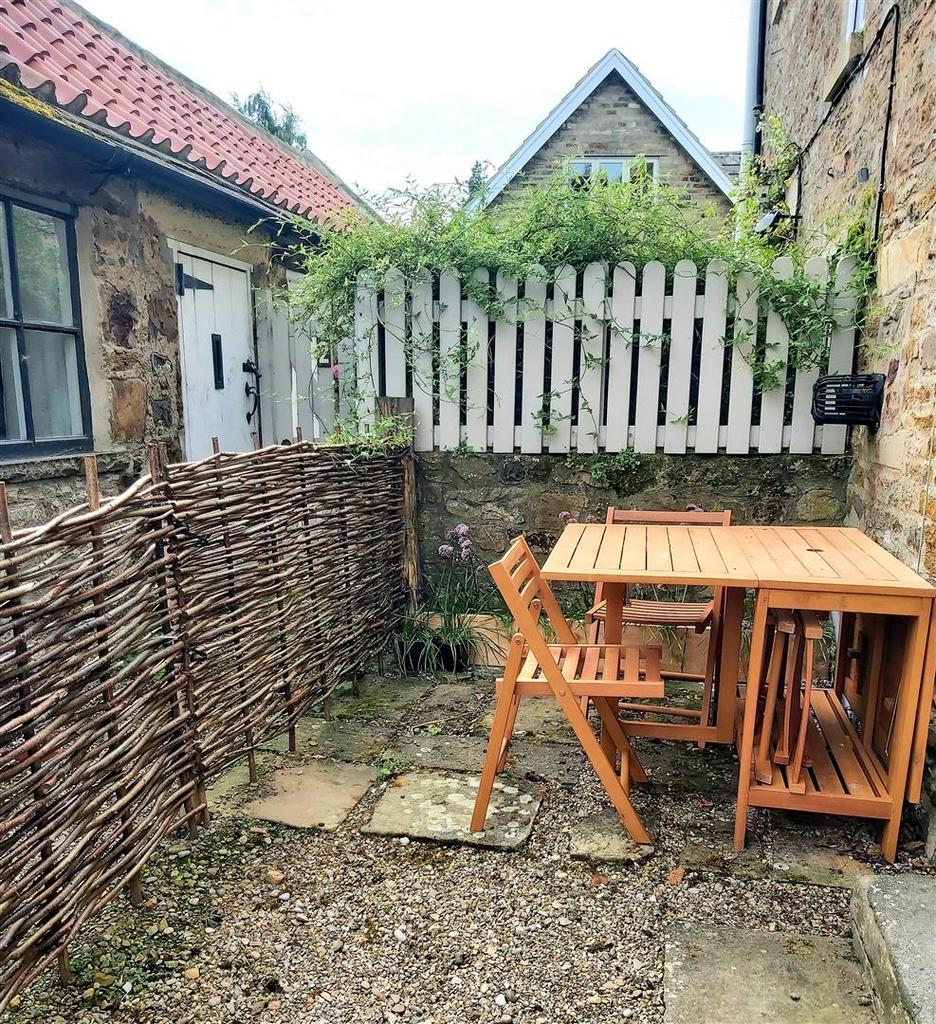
[244, 760, 377, 830]
[271, 719, 392, 762]
[330, 678, 433, 723]
[664, 923, 875, 1024]
[570, 809, 655, 864]
[852, 874, 936, 1024]
[476, 699, 575, 742]
[364, 771, 540, 850]
[770, 832, 873, 889]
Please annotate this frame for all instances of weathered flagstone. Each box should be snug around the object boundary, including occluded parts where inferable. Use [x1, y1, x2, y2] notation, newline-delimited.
[769, 832, 873, 889]
[664, 923, 875, 1024]
[364, 771, 540, 850]
[570, 809, 654, 864]
[259, 718, 391, 762]
[679, 840, 767, 879]
[244, 760, 377, 830]
[477, 699, 575, 742]
[329, 677, 433, 723]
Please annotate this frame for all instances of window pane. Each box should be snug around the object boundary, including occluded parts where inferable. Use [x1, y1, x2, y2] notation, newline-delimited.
[0, 207, 12, 318]
[570, 160, 591, 175]
[12, 206, 73, 326]
[0, 328, 26, 442]
[24, 330, 83, 439]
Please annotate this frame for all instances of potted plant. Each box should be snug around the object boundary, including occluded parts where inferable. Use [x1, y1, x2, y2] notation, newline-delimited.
[397, 524, 504, 673]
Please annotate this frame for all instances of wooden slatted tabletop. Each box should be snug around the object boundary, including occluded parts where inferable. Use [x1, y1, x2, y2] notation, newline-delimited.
[540, 524, 934, 597]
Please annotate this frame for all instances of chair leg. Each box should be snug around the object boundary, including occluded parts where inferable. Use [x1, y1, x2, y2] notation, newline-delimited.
[755, 627, 786, 784]
[495, 695, 521, 774]
[568, 696, 650, 844]
[697, 618, 720, 749]
[470, 637, 523, 832]
[593, 697, 648, 784]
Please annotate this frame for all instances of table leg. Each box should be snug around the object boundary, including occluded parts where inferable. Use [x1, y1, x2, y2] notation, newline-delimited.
[734, 589, 771, 851]
[600, 583, 626, 763]
[716, 588, 745, 744]
[880, 604, 929, 861]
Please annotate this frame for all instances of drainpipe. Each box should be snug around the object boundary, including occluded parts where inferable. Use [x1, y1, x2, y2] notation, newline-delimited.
[741, 0, 767, 166]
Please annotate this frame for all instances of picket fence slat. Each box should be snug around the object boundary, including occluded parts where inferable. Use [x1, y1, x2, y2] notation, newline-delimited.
[822, 255, 858, 454]
[410, 270, 434, 450]
[634, 261, 665, 453]
[521, 269, 547, 453]
[383, 269, 406, 400]
[549, 265, 576, 454]
[465, 267, 490, 450]
[725, 270, 757, 454]
[788, 256, 828, 453]
[439, 270, 461, 447]
[354, 281, 379, 426]
[695, 260, 728, 453]
[491, 271, 517, 453]
[664, 259, 696, 454]
[606, 262, 636, 453]
[348, 259, 856, 457]
[758, 256, 793, 453]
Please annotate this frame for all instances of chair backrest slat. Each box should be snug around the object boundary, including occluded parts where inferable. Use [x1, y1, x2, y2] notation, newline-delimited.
[608, 508, 732, 527]
[489, 537, 576, 650]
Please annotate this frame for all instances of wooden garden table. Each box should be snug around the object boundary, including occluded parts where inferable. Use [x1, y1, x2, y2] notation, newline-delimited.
[540, 523, 935, 859]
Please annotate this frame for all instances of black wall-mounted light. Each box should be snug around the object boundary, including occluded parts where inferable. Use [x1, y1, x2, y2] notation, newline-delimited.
[754, 209, 800, 234]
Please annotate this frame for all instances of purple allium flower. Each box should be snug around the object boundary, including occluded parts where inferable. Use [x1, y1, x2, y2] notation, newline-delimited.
[454, 523, 470, 537]
[558, 510, 575, 525]
[459, 546, 471, 561]
[584, 514, 596, 523]
[438, 543, 454, 558]
[331, 364, 341, 380]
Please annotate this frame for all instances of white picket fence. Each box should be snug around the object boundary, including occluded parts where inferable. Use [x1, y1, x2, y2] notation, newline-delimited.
[276, 256, 859, 456]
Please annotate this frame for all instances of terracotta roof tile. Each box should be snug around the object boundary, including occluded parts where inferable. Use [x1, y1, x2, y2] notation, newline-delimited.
[0, 0, 355, 222]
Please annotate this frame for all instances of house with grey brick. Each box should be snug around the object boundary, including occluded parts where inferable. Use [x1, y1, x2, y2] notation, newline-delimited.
[476, 48, 739, 213]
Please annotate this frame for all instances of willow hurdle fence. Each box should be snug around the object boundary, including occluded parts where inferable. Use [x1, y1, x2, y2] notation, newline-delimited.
[0, 439, 407, 1007]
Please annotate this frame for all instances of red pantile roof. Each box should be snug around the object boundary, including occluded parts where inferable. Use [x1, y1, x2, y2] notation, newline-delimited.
[0, 0, 356, 222]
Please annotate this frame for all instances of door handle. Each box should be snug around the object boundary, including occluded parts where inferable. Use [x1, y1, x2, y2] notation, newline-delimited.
[243, 358, 262, 424]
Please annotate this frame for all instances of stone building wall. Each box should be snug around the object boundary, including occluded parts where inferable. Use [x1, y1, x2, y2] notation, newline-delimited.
[494, 73, 732, 215]
[0, 123, 287, 528]
[416, 451, 850, 573]
[762, 0, 936, 856]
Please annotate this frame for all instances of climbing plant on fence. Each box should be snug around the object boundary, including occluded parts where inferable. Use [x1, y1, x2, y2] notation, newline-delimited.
[285, 167, 875, 450]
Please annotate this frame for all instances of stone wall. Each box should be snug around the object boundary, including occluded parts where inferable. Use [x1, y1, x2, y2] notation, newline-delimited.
[763, 0, 936, 855]
[494, 72, 732, 215]
[763, 0, 936, 578]
[416, 451, 850, 571]
[0, 122, 287, 529]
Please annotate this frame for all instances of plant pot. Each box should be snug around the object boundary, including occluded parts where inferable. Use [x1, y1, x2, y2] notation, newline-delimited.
[398, 636, 473, 674]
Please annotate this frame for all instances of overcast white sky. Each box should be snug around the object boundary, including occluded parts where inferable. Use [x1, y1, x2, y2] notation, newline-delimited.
[80, 0, 752, 196]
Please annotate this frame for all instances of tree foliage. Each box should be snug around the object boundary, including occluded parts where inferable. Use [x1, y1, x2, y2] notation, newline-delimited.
[233, 88, 307, 149]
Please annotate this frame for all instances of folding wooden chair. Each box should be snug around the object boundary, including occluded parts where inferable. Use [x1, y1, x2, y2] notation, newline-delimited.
[584, 508, 731, 739]
[752, 609, 823, 794]
[470, 536, 663, 845]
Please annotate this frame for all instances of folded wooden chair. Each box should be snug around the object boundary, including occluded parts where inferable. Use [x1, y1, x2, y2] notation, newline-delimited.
[584, 507, 731, 738]
[470, 536, 663, 845]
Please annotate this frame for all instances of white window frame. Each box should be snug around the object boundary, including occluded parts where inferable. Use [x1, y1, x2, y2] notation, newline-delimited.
[844, 0, 866, 35]
[569, 156, 659, 183]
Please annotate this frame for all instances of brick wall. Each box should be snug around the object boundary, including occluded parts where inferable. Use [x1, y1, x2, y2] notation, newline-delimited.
[494, 72, 732, 214]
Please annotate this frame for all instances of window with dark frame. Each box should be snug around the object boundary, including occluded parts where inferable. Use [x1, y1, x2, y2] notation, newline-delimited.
[0, 192, 92, 459]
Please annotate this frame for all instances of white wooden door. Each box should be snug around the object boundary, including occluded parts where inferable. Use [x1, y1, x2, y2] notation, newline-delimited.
[174, 247, 255, 459]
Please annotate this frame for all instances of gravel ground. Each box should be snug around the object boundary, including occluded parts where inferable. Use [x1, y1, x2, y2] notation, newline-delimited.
[4, 675, 931, 1024]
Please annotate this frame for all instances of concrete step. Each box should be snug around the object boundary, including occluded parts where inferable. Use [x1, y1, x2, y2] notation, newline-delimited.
[852, 874, 936, 1024]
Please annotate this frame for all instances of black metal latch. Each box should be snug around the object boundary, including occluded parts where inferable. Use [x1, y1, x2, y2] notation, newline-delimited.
[243, 358, 262, 424]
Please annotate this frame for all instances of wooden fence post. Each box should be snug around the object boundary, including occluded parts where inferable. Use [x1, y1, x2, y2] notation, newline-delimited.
[84, 456, 145, 907]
